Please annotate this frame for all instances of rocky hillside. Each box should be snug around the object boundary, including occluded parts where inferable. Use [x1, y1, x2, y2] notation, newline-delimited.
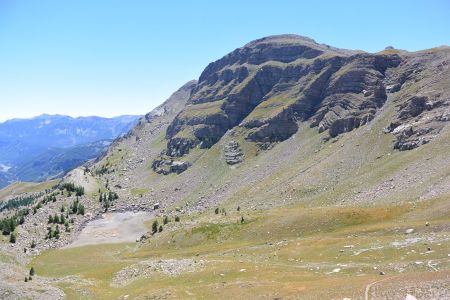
[82, 35, 449, 215]
[152, 35, 449, 173]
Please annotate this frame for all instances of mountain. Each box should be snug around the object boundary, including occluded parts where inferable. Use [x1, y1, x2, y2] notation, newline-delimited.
[0, 114, 140, 187]
[153, 35, 449, 173]
[93, 35, 449, 211]
[1, 35, 450, 299]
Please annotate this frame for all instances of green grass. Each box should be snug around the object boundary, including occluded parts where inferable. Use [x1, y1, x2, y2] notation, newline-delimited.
[179, 100, 224, 119]
[31, 198, 450, 299]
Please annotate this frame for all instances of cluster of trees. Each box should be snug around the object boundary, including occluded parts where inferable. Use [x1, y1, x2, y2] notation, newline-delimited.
[0, 209, 28, 243]
[42, 194, 57, 204]
[150, 215, 180, 235]
[47, 211, 72, 239]
[0, 193, 42, 212]
[99, 191, 119, 212]
[60, 183, 85, 196]
[69, 199, 85, 215]
[48, 213, 66, 225]
[46, 225, 61, 239]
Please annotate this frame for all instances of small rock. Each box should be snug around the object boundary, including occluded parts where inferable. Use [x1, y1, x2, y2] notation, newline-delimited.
[332, 268, 341, 273]
[405, 294, 417, 300]
[405, 228, 415, 234]
[379, 271, 385, 275]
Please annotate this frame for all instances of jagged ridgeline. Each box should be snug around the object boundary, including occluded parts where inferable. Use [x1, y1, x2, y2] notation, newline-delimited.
[153, 34, 449, 174]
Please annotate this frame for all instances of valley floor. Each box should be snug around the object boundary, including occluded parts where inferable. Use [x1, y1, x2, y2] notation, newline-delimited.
[25, 197, 450, 299]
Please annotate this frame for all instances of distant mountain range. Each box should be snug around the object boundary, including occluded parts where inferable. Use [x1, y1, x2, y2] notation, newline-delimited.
[0, 114, 141, 187]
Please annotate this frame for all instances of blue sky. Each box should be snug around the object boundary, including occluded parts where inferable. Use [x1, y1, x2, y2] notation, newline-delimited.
[0, 0, 448, 122]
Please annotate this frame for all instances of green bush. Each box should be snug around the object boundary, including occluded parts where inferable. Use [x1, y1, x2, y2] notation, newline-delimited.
[9, 232, 16, 243]
[152, 220, 158, 234]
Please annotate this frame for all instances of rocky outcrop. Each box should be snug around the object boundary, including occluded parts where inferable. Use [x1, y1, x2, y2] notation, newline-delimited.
[152, 158, 190, 175]
[224, 141, 244, 165]
[383, 47, 450, 150]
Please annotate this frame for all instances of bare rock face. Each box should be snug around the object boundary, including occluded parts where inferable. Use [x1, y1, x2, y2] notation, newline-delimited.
[383, 48, 450, 150]
[152, 35, 449, 173]
[224, 141, 244, 165]
[152, 159, 190, 175]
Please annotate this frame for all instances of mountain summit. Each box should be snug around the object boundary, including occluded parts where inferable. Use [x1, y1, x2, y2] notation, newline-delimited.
[150, 34, 449, 173]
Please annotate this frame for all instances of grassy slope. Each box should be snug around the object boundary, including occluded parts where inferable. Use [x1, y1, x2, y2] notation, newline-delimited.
[0, 180, 59, 201]
[32, 198, 450, 299]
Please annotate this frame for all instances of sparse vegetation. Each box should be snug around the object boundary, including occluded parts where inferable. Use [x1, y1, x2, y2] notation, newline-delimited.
[9, 232, 16, 243]
[152, 220, 158, 234]
[59, 182, 84, 196]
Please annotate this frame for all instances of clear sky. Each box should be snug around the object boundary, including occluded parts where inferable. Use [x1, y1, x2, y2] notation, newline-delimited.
[0, 0, 449, 122]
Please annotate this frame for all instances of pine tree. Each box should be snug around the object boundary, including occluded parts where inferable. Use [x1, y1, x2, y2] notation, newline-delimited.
[46, 227, 52, 239]
[9, 232, 16, 243]
[54, 225, 60, 239]
[158, 225, 163, 232]
[163, 216, 169, 225]
[152, 220, 158, 234]
[77, 204, 85, 215]
[175, 216, 180, 222]
[71, 202, 78, 214]
[48, 215, 53, 224]
[29, 267, 35, 276]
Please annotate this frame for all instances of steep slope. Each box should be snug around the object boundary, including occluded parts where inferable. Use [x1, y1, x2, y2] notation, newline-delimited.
[152, 36, 448, 176]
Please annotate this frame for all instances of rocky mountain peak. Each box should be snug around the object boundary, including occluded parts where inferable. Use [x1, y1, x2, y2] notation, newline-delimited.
[151, 36, 449, 174]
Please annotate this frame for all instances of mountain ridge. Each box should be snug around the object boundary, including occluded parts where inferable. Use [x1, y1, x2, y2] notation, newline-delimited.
[151, 34, 448, 174]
